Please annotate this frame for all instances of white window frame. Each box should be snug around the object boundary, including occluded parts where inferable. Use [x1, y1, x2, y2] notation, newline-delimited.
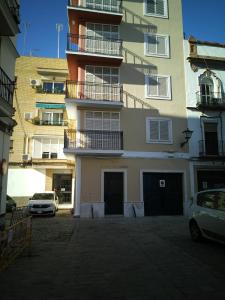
[145, 74, 171, 100]
[144, 33, 170, 58]
[85, 111, 120, 131]
[32, 137, 64, 159]
[146, 117, 173, 144]
[85, 65, 120, 84]
[144, 0, 168, 18]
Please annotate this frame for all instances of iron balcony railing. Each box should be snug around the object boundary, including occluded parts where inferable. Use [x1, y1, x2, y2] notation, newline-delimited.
[7, 0, 20, 24]
[0, 66, 15, 106]
[68, 0, 122, 14]
[67, 34, 123, 57]
[199, 140, 225, 157]
[32, 119, 68, 126]
[66, 81, 123, 102]
[64, 129, 123, 150]
[196, 92, 225, 108]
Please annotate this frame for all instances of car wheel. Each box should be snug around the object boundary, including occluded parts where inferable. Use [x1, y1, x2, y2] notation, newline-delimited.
[189, 220, 202, 242]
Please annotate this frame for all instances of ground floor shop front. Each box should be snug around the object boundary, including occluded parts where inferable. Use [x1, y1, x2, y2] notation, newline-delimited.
[74, 157, 190, 218]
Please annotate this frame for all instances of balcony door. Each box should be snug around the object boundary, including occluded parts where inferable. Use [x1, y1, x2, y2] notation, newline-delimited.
[200, 76, 213, 105]
[85, 66, 119, 101]
[204, 122, 218, 155]
[86, 23, 119, 55]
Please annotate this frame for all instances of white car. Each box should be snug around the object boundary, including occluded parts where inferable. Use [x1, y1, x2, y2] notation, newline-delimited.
[28, 192, 59, 216]
[189, 189, 225, 243]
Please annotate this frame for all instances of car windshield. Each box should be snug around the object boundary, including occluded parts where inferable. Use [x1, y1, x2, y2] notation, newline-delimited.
[31, 193, 54, 200]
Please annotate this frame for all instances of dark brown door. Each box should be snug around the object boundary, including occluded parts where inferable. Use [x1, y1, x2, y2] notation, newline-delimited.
[204, 123, 218, 155]
[104, 172, 124, 215]
[143, 173, 183, 216]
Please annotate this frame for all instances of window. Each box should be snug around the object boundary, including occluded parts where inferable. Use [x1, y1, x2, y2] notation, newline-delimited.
[86, 0, 121, 12]
[197, 191, 225, 211]
[33, 137, 64, 159]
[144, 0, 168, 18]
[42, 111, 64, 125]
[42, 82, 64, 94]
[145, 75, 171, 99]
[85, 111, 120, 131]
[86, 23, 120, 55]
[144, 34, 169, 57]
[10, 139, 13, 151]
[146, 118, 172, 143]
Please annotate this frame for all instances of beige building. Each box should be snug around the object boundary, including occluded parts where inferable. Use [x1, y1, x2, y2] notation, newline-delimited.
[65, 0, 191, 217]
[7, 56, 75, 209]
[0, 0, 20, 223]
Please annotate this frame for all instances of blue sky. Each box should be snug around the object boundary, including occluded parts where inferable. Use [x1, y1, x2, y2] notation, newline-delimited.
[17, 0, 225, 58]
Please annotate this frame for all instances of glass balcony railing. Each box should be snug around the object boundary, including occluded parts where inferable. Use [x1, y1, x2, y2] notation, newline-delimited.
[66, 81, 123, 103]
[68, 0, 122, 14]
[64, 129, 123, 151]
[67, 34, 122, 57]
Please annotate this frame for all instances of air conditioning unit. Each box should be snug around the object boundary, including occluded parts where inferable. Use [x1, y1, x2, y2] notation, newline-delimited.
[30, 79, 41, 87]
[22, 154, 31, 162]
[24, 112, 33, 121]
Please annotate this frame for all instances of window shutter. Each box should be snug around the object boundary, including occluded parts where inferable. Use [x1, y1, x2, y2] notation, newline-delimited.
[159, 120, 169, 141]
[157, 36, 166, 55]
[33, 139, 42, 158]
[146, 0, 155, 14]
[149, 120, 159, 140]
[156, 0, 165, 15]
[146, 35, 157, 54]
[158, 77, 168, 97]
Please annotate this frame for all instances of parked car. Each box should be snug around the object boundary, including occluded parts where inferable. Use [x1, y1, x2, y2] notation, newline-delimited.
[28, 192, 59, 216]
[6, 195, 17, 212]
[189, 189, 225, 244]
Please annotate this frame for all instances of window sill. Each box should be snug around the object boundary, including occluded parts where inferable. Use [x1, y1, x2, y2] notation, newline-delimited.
[144, 13, 168, 19]
[145, 96, 172, 101]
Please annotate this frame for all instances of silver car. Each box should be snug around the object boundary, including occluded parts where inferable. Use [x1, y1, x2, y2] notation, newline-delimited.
[189, 189, 225, 243]
[28, 192, 59, 216]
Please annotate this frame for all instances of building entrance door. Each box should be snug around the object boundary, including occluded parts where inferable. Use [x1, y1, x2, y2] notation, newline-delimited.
[53, 174, 72, 204]
[104, 172, 124, 215]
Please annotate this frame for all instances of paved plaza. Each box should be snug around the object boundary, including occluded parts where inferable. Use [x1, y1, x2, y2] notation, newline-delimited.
[0, 213, 225, 300]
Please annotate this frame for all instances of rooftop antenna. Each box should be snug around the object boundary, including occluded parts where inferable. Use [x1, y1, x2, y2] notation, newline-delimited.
[22, 22, 30, 55]
[56, 23, 63, 58]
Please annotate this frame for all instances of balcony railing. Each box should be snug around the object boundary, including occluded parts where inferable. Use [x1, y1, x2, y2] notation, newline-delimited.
[0, 66, 15, 106]
[68, 0, 122, 14]
[64, 129, 123, 150]
[36, 86, 65, 95]
[67, 34, 122, 57]
[66, 81, 123, 102]
[7, 0, 20, 24]
[32, 119, 68, 126]
[196, 92, 225, 109]
[199, 140, 225, 157]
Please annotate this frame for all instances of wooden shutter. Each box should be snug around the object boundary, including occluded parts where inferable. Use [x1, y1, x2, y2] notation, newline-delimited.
[159, 120, 169, 141]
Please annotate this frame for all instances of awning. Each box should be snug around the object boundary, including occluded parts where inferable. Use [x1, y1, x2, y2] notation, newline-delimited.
[36, 103, 66, 109]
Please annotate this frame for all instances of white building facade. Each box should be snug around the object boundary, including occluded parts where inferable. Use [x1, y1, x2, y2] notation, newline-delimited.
[184, 38, 225, 198]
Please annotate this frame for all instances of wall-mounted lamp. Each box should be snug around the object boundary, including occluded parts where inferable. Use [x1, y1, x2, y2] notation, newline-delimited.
[180, 128, 193, 147]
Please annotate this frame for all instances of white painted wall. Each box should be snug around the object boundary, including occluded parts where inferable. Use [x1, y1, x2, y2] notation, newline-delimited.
[7, 168, 46, 197]
[183, 40, 225, 157]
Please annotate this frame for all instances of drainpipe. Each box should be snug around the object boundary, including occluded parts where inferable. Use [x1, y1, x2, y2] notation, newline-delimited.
[74, 109, 81, 217]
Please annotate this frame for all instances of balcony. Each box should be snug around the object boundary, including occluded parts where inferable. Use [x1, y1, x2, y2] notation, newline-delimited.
[0, 66, 15, 109]
[196, 92, 225, 110]
[67, 34, 123, 62]
[32, 119, 68, 126]
[0, 0, 20, 35]
[199, 140, 225, 158]
[64, 129, 124, 156]
[66, 81, 123, 108]
[67, 0, 123, 23]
